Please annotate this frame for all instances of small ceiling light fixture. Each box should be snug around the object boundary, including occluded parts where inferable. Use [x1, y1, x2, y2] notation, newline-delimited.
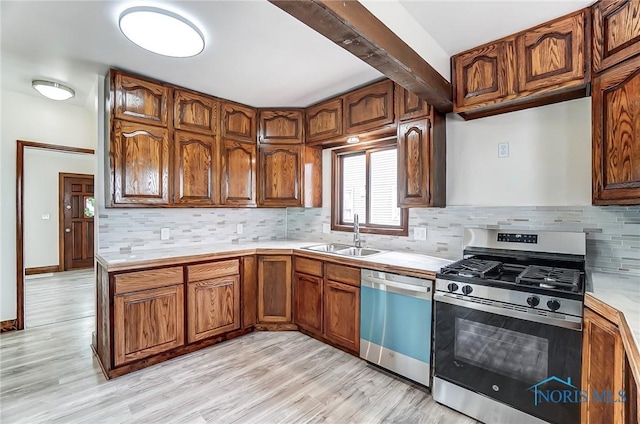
[346, 136, 360, 144]
[32, 80, 75, 101]
[119, 6, 205, 58]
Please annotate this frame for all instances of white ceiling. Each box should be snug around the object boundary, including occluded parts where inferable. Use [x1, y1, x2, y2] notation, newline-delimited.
[1, 1, 595, 111]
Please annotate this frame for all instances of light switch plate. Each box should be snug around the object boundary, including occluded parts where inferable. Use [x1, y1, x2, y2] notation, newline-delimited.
[322, 223, 331, 234]
[236, 224, 243, 234]
[414, 227, 427, 241]
[498, 142, 509, 158]
[160, 228, 170, 240]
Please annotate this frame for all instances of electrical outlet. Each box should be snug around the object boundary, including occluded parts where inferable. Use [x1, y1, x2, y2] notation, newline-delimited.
[414, 227, 427, 241]
[236, 224, 243, 234]
[322, 223, 331, 234]
[41, 214, 50, 220]
[498, 142, 509, 158]
[160, 227, 170, 240]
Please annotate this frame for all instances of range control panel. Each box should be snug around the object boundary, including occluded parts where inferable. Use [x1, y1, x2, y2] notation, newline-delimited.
[497, 233, 538, 244]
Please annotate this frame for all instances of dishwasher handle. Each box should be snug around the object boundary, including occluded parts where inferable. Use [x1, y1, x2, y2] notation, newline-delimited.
[361, 275, 432, 297]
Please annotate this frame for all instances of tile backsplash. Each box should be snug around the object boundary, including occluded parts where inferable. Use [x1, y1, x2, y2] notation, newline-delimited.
[286, 206, 640, 275]
[98, 208, 286, 253]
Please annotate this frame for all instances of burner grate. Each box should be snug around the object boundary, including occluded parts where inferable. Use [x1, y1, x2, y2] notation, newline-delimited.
[441, 258, 502, 279]
[516, 266, 581, 290]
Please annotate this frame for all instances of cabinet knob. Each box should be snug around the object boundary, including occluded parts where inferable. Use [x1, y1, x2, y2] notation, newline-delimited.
[65, 228, 71, 233]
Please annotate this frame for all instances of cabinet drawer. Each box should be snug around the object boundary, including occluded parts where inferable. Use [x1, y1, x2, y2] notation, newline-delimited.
[294, 257, 323, 277]
[187, 259, 240, 282]
[114, 266, 183, 294]
[325, 263, 360, 287]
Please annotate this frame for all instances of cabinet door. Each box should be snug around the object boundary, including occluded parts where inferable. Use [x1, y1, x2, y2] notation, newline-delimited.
[324, 280, 360, 353]
[593, 0, 640, 73]
[222, 102, 256, 142]
[114, 284, 184, 366]
[220, 139, 257, 207]
[257, 255, 292, 323]
[344, 80, 395, 134]
[112, 120, 169, 205]
[293, 272, 323, 335]
[174, 90, 218, 134]
[396, 84, 431, 121]
[398, 118, 432, 207]
[453, 40, 514, 109]
[592, 56, 640, 205]
[306, 98, 343, 144]
[258, 145, 302, 207]
[516, 10, 586, 93]
[582, 308, 625, 424]
[187, 275, 240, 343]
[258, 110, 304, 144]
[174, 131, 218, 205]
[114, 73, 168, 127]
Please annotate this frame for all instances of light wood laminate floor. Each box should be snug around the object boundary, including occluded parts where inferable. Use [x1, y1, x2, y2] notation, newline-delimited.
[2, 270, 475, 423]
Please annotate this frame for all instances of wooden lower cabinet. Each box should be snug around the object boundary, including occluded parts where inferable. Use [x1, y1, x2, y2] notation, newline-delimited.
[114, 284, 184, 366]
[323, 280, 360, 353]
[187, 275, 240, 343]
[257, 255, 292, 323]
[293, 272, 323, 335]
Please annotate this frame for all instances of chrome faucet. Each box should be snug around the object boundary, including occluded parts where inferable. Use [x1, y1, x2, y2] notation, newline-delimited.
[353, 214, 362, 248]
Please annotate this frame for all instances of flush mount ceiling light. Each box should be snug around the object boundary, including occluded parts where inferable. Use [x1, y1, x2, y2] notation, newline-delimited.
[346, 136, 360, 144]
[119, 6, 204, 57]
[32, 80, 75, 101]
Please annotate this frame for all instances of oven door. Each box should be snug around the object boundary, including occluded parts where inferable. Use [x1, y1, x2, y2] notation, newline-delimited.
[434, 292, 583, 424]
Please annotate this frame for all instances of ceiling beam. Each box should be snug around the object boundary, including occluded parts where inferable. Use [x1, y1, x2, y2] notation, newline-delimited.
[269, 0, 453, 113]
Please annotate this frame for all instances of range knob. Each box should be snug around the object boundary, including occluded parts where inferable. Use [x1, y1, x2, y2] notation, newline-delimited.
[547, 299, 561, 311]
[462, 285, 473, 295]
[447, 283, 459, 292]
[526, 296, 540, 307]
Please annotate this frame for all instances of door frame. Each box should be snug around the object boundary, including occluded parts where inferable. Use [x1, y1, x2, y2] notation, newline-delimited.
[16, 140, 94, 330]
[58, 173, 95, 272]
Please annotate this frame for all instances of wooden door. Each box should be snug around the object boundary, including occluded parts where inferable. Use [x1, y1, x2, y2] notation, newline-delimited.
[306, 98, 343, 144]
[220, 139, 257, 207]
[582, 308, 626, 423]
[396, 84, 431, 121]
[60, 174, 94, 270]
[453, 40, 514, 109]
[593, 0, 640, 73]
[516, 10, 586, 93]
[114, 72, 168, 127]
[187, 275, 240, 343]
[293, 272, 323, 335]
[344, 80, 395, 134]
[257, 255, 292, 323]
[173, 130, 218, 205]
[114, 284, 184, 366]
[258, 145, 302, 207]
[258, 110, 304, 144]
[112, 120, 169, 205]
[221, 102, 256, 142]
[323, 280, 360, 353]
[397, 118, 432, 207]
[592, 56, 640, 205]
[174, 90, 218, 134]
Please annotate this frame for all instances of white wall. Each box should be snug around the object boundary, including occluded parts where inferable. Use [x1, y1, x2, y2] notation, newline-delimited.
[447, 97, 591, 206]
[0, 90, 96, 321]
[24, 150, 95, 269]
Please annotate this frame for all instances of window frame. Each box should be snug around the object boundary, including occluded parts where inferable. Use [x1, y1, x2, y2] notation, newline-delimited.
[331, 139, 408, 237]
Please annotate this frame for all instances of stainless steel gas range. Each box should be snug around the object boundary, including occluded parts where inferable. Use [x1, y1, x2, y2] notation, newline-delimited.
[433, 228, 586, 424]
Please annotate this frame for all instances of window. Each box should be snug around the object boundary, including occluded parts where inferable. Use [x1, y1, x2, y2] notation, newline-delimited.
[332, 140, 408, 236]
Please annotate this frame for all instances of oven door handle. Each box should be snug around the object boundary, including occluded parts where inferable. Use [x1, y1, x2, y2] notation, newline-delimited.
[434, 292, 582, 331]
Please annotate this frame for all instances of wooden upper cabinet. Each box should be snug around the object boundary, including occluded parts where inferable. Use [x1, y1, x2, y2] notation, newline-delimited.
[344, 80, 395, 134]
[516, 10, 587, 93]
[174, 90, 218, 135]
[306, 98, 343, 144]
[593, 0, 640, 73]
[396, 84, 431, 121]
[592, 56, 640, 205]
[258, 145, 302, 207]
[257, 255, 292, 323]
[222, 102, 256, 143]
[114, 73, 168, 127]
[173, 130, 218, 206]
[258, 110, 304, 144]
[398, 118, 432, 207]
[220, 139, 257, 207]
[453, 40, 514, 109]
[112, 120, 169, 205]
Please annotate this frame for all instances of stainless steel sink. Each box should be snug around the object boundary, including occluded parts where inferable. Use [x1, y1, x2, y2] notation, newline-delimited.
[303, 244, 384, 257]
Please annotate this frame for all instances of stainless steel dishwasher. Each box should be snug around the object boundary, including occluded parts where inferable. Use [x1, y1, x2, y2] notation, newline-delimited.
[360, 269, 433, 387]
